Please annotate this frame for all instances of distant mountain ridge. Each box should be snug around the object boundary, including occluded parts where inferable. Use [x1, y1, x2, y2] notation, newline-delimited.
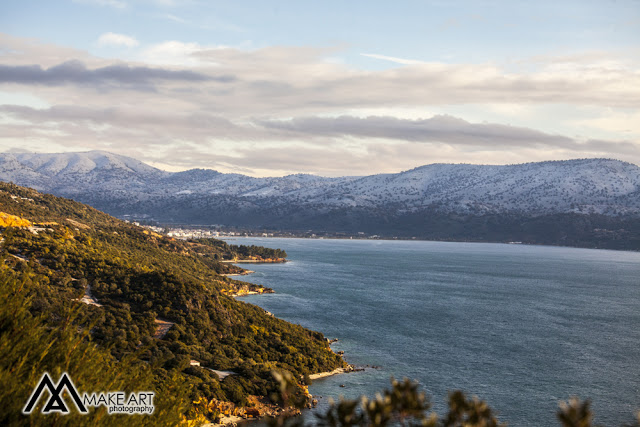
[1, 151, 639, 214]
[1, 151, 639, 248]
[0, 151, 167, 194]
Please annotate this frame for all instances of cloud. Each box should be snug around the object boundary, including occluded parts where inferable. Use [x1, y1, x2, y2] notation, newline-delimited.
[144, 137, 639, 178]
[255, 115, 640, 160]
[259, 115, 578, 148]
[73, 0, 127, 9]
[0, 35, 638, 175]
[360, 53, 426, 65]
[164, 14, 188, 24]
[0, 104, 277, 149]
[2, 36, 639, 111]
[2, 103, 636, 176]
[572, 110, 640, 139]
[0, 34, 95, 68]
[97, 32, 139, 48]
[0, 60, 228, 89]
[148, 0, 180, 6]
[188, 46, 640, 113]
[140, 41, 213, 66]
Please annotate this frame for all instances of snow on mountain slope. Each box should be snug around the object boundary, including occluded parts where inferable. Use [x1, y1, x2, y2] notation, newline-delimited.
[8, 151, 163, 176]
[311, 159, 640, 214]
[0, 151, 168, 193]
[0, 152, 638, 216]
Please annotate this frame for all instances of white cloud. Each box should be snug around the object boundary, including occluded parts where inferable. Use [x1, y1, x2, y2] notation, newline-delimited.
[573, 110, 640, 139]
[0, 91, 50, 109]
[1, 35, 639, 175]
[148, 0, 179, 6]
[164, 14, 187, 24]
[360, 53, 426, 65]
[2, 104, 637, 176]
[140, 40, 228, 66]
[74, 0, 127, 9]
[0, 34, 96, 68]
[97, 32, 139, 48]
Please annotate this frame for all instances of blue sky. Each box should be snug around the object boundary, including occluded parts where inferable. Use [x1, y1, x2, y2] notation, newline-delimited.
[1, 0, 639, 176]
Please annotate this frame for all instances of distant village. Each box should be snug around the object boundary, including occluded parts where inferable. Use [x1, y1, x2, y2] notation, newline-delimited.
[122, 220, 277, 240]
[121, 218, 391, 241]
[121, 215, 391, 241]
[162, 228, 276, 240]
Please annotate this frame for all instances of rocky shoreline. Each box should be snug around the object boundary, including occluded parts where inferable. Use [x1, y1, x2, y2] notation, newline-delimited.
[213, 264, 359, 426]
[206, 395, 303, 426]
[208, 363, 362, 426]
[228, 288, 275, 298]
[221, 258, 288, 264]
[309, 364, 361, 381]
[220, 270, 255, 277]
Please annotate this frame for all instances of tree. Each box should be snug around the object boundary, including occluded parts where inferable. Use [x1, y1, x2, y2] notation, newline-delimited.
[267, 374, 640, 427]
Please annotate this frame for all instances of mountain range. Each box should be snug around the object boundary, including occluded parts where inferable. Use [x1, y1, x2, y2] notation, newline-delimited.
[1, 151, 639, 248]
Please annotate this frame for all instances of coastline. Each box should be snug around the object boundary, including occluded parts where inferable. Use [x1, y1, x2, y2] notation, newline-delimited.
[225, 262, 351, 376]
[221, 258, 287, 264]
[229, 289, 274, 298]
[207, 415, 243, 427]
[309, 366, 353, 381]
[222, 235, 639, 253]
[220, 270, 255, 277]
[222, 264, 273, 297]
[217, 256, 354, 425]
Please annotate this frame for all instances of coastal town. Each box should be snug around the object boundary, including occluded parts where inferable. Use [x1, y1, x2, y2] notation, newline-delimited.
[124, 220, 388, 241]
[123, 222, 277, 240]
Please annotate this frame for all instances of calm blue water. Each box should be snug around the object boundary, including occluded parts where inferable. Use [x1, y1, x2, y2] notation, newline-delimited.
[226, 238, 640, 426]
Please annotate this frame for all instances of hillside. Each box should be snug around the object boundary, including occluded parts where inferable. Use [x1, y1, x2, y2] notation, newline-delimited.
[0, 182, 344, 424]
[1, 152, 640, 249]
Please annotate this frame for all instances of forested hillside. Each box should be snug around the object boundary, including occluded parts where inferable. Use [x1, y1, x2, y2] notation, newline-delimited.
[0, 182, 343, 424]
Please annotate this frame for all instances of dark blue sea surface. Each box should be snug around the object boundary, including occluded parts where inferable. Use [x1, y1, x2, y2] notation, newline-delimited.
[225, 238, 640, 426]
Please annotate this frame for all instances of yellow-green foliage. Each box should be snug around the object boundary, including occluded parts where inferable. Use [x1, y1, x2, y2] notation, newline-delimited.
[0, 266, 190, 426]
[0, 211, 31, 228]
[0, 181, 343, 418]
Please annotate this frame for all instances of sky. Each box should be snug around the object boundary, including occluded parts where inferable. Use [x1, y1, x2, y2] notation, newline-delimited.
[0, 0, 639, 177]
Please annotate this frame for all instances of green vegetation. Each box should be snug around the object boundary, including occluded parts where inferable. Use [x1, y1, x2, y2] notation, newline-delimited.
[0, 266, 189, 426]
[0, 182, 343, 424]
[269, 375, 640, 427]
[190, 238, 287, 260]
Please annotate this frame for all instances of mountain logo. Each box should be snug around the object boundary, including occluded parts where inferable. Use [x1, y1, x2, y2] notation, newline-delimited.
[23, 372, 88, 415]
[22, 372, 155, 416]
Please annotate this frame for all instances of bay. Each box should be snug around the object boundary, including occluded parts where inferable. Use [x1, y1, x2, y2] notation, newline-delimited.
[226, 238, 640, 426]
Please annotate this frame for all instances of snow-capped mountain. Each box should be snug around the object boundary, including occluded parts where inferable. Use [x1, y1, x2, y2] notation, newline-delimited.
[1, 151, 640, 249]
[0, 151, 167, 194]
[1, 151, 637, 217]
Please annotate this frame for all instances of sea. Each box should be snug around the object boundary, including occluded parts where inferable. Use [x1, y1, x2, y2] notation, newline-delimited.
[223, 237, 640, 426]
